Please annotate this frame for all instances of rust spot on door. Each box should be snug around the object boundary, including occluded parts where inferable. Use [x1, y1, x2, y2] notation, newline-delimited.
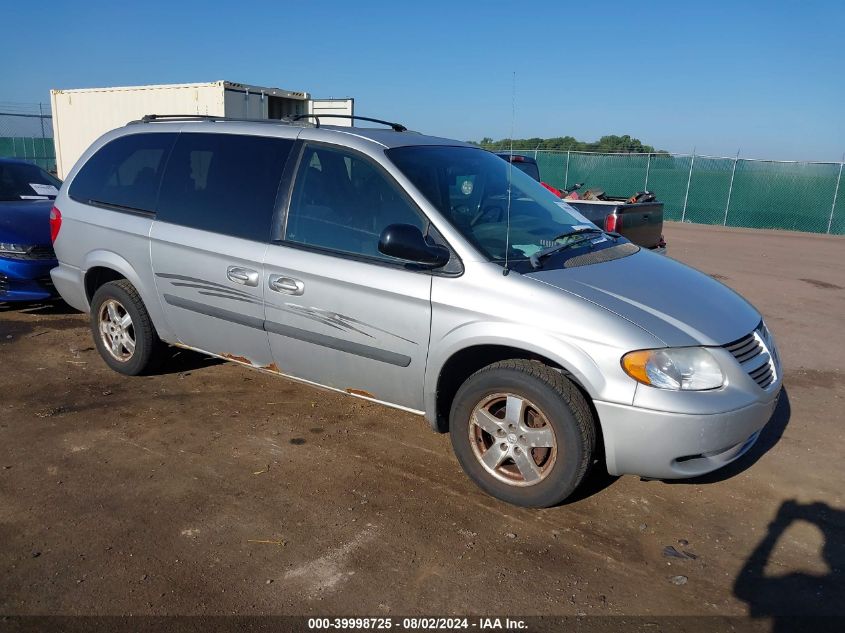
[264, 362, 281, 373]
[221, 353, 253, 365]
[346, 388, 375, 399]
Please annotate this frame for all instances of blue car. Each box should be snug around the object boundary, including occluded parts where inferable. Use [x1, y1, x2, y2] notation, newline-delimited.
[0, 158, 61, 302]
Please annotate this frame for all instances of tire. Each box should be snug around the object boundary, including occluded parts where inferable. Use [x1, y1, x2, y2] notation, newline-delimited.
[90, 279, 163, 376]
[449, 359, 595, 508]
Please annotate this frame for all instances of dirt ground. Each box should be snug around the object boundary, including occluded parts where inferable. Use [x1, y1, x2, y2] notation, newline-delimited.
[0, 222, 843, 618]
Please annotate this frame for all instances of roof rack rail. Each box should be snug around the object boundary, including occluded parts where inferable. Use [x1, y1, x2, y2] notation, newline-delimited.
[291, 114, 407, 132]
[128, 114, 308, 126]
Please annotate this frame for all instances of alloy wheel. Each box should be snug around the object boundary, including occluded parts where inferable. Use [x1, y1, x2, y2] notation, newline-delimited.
[98, 299, 136, 362]
[468, 393, 557, 487]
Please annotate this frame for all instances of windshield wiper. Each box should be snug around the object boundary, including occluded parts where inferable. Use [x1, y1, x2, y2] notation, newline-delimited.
[529, 227, 607, 270]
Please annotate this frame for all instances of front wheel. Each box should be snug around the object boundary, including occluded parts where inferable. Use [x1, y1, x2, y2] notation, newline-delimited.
[449, 360, 595, 507]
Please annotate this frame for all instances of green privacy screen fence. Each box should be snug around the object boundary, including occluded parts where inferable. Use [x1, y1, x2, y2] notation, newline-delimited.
[496, 150, 844, 235]
[0, 136, 56, 172]
[0, 103, 56, 173]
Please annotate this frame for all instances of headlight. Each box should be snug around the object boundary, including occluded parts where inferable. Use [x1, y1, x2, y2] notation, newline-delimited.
[622, 347, 724, 391]
[0, 243, 30, 254]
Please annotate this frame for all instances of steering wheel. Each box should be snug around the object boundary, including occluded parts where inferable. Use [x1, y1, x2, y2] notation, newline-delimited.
[449, 203, 473, 224]
[470, 205, 504, 227]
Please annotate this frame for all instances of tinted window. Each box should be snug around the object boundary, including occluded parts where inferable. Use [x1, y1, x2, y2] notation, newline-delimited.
[0, 161, 62, 201]
[285, 144, 425, 261]
[69, 133, 176, 212]
[157, 133, 293, 241]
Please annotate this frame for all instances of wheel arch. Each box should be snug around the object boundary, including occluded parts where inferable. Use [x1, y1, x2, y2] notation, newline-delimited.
[82, 250, 174, 342]
[427, 338, 602, 433]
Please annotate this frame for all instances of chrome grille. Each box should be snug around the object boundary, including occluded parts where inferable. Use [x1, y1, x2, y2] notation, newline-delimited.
[0, 273, 7, 295]
[724, 322, 779, 390]
[725, 332, 763, 364]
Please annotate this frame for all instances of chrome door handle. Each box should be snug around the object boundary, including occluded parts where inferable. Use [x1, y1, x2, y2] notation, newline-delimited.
[227, 266, 259, 287]
[269, 274, 305, 296]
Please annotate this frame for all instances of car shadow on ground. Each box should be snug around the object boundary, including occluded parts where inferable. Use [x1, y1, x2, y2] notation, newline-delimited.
[155, 346, 224, 375]
[734, 499, 845, 630]
[0, 299, 79, 316]
[663, 388, 792, 486]
[0, 300, 222, 375]
[563, 468, 620, 504]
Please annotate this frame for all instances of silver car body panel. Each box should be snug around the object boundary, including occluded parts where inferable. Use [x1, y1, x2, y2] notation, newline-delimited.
[263, 243, 432, 410]
[526, 248, 761, 347]
[150, 224, 273, 367]
[51, 120, 782, 481]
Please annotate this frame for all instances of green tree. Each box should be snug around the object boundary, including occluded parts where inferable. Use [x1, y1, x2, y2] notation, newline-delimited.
[471, 134, 664, 153]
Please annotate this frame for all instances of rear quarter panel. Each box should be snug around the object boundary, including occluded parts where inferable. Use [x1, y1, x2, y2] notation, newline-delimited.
[51, 127, 178, 342]
[52, 198, 175, 342]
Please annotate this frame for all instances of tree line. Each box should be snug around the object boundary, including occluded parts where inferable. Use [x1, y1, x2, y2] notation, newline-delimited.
[471, 134, 666, 154]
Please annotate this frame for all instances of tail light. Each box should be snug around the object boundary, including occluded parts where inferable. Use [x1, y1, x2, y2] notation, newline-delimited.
[605, 213, 622, 232]
[49, 206, 62, 243]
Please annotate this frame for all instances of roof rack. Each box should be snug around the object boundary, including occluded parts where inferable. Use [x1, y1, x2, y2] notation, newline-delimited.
[129, 113, 408, 133]
[291, 114, 407, 132]
[129, 114, 309, 126]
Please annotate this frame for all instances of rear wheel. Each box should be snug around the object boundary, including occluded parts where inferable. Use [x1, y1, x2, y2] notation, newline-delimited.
[449, 360, 595, 507]
[90, 279, 163, 376]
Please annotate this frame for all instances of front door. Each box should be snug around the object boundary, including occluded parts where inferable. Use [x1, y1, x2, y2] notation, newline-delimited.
[262, 142, 432, 410]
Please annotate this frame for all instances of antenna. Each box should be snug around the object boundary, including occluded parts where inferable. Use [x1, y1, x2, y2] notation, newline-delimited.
[503, 71, 516, 276]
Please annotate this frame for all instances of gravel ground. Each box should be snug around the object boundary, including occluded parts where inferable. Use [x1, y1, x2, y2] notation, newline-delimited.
[0, 222, 842, 618]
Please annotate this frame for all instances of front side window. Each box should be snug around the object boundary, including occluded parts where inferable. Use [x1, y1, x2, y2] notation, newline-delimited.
[69, 133, 177, 212]
[284, 144, 426, 261]
[388, 146, 595, 262]
[157, 133, 293, 241]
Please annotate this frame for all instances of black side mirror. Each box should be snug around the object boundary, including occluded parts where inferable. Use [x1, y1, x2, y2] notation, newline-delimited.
[378, 224, 450, 268]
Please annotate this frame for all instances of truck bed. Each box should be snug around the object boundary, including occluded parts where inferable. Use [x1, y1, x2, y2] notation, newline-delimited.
[563, 198, 665, 251]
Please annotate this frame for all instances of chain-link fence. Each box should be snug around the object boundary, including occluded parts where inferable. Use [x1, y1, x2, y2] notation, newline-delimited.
[1, 102, 841, 235]
[0, 102, 55, 173]
[489, 148, 845, 235]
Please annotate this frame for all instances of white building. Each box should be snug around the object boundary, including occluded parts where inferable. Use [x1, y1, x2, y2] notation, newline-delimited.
[50, 80, 353, 178]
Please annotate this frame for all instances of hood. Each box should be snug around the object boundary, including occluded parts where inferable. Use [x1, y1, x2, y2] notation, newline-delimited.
[0, 200, 53, 246]
[525, 249, 760, 347]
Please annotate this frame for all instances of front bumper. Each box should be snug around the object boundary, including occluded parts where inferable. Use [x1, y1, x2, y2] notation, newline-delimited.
[0, 257, 57, 302]
[595, 390, 780, 479]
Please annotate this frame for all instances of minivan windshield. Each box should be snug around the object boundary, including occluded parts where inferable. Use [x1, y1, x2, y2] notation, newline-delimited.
[387, 146, 595, 262]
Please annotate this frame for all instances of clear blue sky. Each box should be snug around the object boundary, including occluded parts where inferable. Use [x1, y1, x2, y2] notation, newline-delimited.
[4, 0, 843, 160]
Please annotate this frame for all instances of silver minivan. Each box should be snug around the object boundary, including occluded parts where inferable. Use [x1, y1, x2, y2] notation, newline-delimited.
[50, 115, 781, 507]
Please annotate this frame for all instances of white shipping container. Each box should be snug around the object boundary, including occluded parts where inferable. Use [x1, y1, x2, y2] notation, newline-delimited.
[50, 81, 353, 178]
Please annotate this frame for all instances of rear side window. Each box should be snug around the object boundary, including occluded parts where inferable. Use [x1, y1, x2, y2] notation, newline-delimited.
[69, 133, 177, 212]
[157, 133, 293, 241]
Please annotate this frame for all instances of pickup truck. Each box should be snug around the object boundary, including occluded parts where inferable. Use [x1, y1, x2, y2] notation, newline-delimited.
[564, 197, 666, 253]
[495, 152, 666, 252]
